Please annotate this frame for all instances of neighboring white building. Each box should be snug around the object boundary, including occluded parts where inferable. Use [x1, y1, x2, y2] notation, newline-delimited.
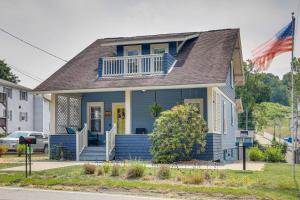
[0, 79, 50, 134]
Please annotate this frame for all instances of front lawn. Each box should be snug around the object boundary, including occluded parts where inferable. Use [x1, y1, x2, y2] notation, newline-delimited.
[0, 163, 299, 199]
[0, 163, 24, 169]
[0, 153, 48, 163]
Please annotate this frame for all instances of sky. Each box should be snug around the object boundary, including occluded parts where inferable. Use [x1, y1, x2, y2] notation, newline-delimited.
[0, 0, 300, 89]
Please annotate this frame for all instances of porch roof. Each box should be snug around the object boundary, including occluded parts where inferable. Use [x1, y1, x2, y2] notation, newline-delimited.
[34, 29, 243, 93]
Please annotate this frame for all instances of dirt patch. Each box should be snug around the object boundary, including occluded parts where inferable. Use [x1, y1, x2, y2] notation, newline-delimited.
[23, 184, 259, 200]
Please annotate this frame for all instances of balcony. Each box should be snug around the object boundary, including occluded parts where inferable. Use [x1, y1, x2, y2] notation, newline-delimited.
[98, 53, 176, 78]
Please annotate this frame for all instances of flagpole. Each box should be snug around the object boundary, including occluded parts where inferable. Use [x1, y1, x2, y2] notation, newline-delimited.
[291, 12, 296, 178]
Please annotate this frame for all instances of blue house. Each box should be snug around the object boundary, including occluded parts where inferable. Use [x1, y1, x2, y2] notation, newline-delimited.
[34, 29, 244, 162]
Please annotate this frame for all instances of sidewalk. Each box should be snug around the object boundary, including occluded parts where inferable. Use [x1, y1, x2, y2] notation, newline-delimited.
[1, 161, 265, 172]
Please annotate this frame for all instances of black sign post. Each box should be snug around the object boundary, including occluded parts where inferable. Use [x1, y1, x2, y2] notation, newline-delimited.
[19, 136, 36, 178]
[243, 145, 246, 170]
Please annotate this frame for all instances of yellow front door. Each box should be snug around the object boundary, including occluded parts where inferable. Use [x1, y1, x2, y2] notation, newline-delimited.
[113, 103, 125, 134]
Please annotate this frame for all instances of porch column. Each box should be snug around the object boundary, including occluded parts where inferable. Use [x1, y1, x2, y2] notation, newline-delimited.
[207, 87, 213, 133]
[125, 90, 132, 134]
[50, 93, 57, 135]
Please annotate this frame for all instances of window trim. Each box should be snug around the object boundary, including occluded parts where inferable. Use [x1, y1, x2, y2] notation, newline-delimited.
[3, 87, 12, 98]
[230, 61, 234, 88]
[184, 98, 204, 117]
[212, 88, 221, 134]
[150, 43, 169, 54]
[87, 102, 104, 135]
[124, 45, 141, 56]
[19, 90, 28, 101]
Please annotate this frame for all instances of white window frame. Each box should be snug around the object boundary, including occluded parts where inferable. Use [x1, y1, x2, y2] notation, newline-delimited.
[150, 43, 169, 54]
[3, 87, 12, 98]
[184, 98, 204, 117]
[20, 90, 28, 101]
[124, 45, 141, 56]
[223, 101, 227, 134]
[87, 102, 104, 134]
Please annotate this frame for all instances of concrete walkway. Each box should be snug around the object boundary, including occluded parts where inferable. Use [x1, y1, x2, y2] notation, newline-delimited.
[1, 161, 265, 172]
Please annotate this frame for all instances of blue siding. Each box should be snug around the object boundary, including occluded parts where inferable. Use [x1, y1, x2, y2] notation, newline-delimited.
[132, 88, 207, 133]
[115, 135, 152, 160]
[219, 65, 235, 101]
[168, 42, 177, 57]
[117, 45, 124, 56]
[115, 133, 221, 161]
[49, 135, 76, 160]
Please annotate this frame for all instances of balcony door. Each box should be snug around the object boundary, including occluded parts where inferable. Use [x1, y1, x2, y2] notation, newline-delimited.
[124, 45, 141, 74]
[87, 102, 104, 134]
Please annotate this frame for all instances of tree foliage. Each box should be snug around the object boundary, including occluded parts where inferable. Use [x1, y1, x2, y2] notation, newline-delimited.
[151, 104, 207, 163]
[0, 60, 19, 83]
[253, 102, 290, 132]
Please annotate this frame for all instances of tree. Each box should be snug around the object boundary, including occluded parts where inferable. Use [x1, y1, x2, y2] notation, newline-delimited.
[253, 102, 290, 140]
[151, 104, 207, 163]
[0, 60, 19, 83]
[236, 61, 271, 129]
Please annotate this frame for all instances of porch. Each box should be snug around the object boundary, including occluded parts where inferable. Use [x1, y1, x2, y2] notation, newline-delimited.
[49, 88, 209, 161]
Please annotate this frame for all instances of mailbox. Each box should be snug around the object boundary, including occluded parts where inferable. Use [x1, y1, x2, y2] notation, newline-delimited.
[19, 136, 36, 145]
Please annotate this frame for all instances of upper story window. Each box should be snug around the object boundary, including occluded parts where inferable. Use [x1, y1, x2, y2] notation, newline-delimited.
[19, 90, 28, 101]
[151, 43, 169, 54]
[124, 45, 141, 56]
[3, 87, 12, 98]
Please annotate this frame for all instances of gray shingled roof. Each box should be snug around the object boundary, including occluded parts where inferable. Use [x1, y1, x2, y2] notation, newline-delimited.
[34, 29, 241, 92]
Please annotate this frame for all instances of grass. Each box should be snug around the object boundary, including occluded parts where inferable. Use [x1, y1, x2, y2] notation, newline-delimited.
[0, 163, 24, 169]
[0, 153, 48, 163]
[0, 163, 299, 199]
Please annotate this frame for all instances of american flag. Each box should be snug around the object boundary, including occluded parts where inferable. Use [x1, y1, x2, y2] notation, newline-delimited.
[252, 21, 294, 71]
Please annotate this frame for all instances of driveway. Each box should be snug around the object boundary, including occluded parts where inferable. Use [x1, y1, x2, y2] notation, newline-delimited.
[0, 187, 176, 200]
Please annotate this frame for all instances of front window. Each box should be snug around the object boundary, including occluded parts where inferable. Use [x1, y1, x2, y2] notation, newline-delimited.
[153, 48, 166, 54]
[3, 87, 12, 98]
[87, 102, 104, 134]
[151, 43, 168, 54]
[20, 90, 28, 101]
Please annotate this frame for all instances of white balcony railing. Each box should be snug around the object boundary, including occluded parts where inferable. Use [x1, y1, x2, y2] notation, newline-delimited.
[102, 54, 164, 77]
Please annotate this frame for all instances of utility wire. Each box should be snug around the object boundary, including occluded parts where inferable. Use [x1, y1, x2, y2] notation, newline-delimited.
[0, 27, 68, 62]
[7, 63, 43, 83]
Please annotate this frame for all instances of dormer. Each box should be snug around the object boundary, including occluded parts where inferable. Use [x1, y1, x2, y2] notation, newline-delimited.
[98, 33, 199, 79]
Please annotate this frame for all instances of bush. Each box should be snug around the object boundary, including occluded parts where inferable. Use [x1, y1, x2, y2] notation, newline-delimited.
[248, 147, 265, 161]
[182, 172, 204, 184]
[157, 166, 171, 180]
[151, 104, 207, 163]
[265, 146, 285, 162]
[204, 171, 212, 181]
[96, 167, 104, 176]
[0, 145, 8, 157]
[271, 140, 287, 154]
[126, 162, 146, 179]
[103, 163, 111, 174]
[111, 164, 121, 176]
[83, 164, 96, 175]
[219, 171, 226, 179]
[16, 144, 26, 157]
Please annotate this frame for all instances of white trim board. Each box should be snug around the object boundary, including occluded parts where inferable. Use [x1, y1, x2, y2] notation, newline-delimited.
[100, 34, 200, 46]
[34, 83, 226, 94]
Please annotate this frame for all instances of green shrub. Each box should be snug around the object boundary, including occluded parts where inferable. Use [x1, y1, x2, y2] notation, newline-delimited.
[103, 163, 111, 174]
[271, 140, 287, 154]
[111, 164, 121, 176]
[96, 167, 104, 176]
[219, 171, 226, 179]
[83, 164, 96, 175]
[182, 172, 204, 184]
[126, 162, 146, 179]
[265, 146, 285, 162]
[151, 104, 207, 163]
[204, 171, 212, 181]
[248, 147, 265, 161]
[157, 166, 171, 180]
[0, 145, 8, 157]
[16, 144, 26, 157]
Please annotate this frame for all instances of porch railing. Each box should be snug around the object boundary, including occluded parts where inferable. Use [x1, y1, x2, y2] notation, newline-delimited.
[76, 123, 87, 161]
[98, 53, 176, 78]
[106, 123, 117, 161]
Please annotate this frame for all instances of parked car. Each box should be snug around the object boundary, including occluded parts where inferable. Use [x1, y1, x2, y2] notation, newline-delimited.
[0, 131, 48, 153]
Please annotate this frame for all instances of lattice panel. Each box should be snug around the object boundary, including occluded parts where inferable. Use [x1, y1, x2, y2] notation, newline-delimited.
[56, 95, 81, 134]
[69, 97, 81, 127]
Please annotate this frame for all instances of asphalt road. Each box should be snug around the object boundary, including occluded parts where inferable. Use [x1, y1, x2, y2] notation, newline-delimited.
[0, 187, 174, 200]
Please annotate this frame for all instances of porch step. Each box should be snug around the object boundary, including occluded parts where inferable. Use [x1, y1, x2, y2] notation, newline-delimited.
[79, 146, 106, 161]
